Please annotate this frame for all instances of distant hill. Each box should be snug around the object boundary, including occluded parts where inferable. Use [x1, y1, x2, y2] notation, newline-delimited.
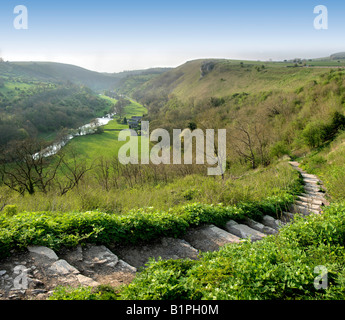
[0, 61, 171, 92]
[131, 58, 334, 103]
[330, 52, 345, 60]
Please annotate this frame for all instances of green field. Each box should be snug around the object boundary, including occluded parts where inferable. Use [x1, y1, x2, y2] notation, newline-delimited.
[64, 99, 148, 162]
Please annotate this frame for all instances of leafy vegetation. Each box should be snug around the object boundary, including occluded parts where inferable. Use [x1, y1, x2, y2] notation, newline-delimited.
[119, 204, 345, 300]
[2, 56, 345, 300]
[0, 82, 112, 147]
[0, 191, 295, 260]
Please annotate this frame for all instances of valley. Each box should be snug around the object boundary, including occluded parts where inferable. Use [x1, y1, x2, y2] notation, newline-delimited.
[1, 53, 345, 301]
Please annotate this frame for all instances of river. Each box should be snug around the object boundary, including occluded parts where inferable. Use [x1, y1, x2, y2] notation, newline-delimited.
[33, 112, 116, 159]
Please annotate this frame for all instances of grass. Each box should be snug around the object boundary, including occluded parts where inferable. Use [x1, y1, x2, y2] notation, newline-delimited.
[4, 161, 301, 214]
[137, 59, 340, 103]
[0, 183, 296, 260]
[62, 99, 147, 164]
[298, 131, 345, 202]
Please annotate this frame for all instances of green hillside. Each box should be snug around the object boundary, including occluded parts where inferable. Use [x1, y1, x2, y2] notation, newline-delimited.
[3, 54, 345, 301]
[132, 58, 345, 103]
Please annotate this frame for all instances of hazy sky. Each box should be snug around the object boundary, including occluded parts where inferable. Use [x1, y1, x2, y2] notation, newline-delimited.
[0, 0, 344, 72]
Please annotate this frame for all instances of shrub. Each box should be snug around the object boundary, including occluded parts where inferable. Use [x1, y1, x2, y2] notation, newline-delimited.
[302, 121, 326, 148]
[0, 194, 294, 259]
[119, 203, 345, 300]
[2, 205, 18, 217]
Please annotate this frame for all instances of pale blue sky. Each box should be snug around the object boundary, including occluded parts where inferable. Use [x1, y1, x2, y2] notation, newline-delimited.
[0, 0, 343, 72]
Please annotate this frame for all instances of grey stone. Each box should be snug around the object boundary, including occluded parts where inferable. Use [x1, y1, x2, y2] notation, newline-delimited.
[0, 270, 6, 276]
[224, 220, 266, 241]
[280, 212, 295, 223]
[113, 238, 198, 269]
[117, 260, 137, 273]
[295, 200, 321, 210]
[31, 289, 47, 295]
[183, 225, 241, 252]
[76, 274, 99, 287]
[297, 196, 323, 205]
[243, 217, 278, 235]
[49, 259, 79, 275]
[261, 215, 283, 231]
[84, 245, 119, 267]
[28, 246, 59, 261]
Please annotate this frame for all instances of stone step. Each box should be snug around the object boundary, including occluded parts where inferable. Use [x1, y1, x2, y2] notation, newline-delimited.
[300, 192, 326, 200]
[290, 204, 311, 215]
[260, 215, 285, 231]
[224, 220, 266, 242]
[182, 225, 241, 252]
[110, 237, 199, 269]
[304, 185, 321, 192]
[303, 178, 321, 186]
[243, 217, 278, 235]
[0, 245, 100, 300]
[290, 204, 321, 215]
[279, 212, 295, 223]
[297, 196, 323, 205]
[304, 182, 319, 189]
[60, 245, 137, 288]
[301, 173, 319, 180]
[295, 200, 321, 210]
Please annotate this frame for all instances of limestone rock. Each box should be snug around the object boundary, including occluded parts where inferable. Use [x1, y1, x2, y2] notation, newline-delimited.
[76, 274, 99, 287]
[112, 238, 198, 269]
[183, 225, 241, 252]
[224, 220, 266, 241]
[83, 245, 119, 268]
[27, 246, 58, 261]
[244, 217, 278, 235]
[49, 259, 79, 275]
[260, 215, 283, 231]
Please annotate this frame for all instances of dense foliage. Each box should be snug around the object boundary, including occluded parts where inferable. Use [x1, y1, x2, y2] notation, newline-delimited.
[116, 204, 345, 300]
[0, 83, 112, 147]
[0, 193, 294, 260]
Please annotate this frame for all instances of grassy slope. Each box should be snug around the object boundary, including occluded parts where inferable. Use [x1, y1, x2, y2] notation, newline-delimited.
[134, 59, 344, 102]
[64, 99, 147, 162]
[299, 131, 345, 202]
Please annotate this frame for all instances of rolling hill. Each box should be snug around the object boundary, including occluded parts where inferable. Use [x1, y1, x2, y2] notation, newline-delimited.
[0, 60, 171, 92]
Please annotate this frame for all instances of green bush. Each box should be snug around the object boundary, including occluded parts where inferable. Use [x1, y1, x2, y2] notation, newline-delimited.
[302, 121, 326, 148]
[2, 205, 18, 217]
[49, 285, 119, 300]
[0, 194, 294, 259]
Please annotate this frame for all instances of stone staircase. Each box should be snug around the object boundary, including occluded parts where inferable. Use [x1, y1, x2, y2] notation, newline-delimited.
[0, 161, 327, 300]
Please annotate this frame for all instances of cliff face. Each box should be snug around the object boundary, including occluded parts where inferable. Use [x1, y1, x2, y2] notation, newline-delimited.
[200, 60, 216, 78]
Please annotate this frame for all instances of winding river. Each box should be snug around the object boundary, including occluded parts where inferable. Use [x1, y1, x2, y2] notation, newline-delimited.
[33, 113, 116, 159]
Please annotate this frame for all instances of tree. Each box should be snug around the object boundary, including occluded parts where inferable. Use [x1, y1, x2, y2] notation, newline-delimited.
[302, 121, 324, 148]
[56, 149, 94, 196]
[232, 119, 270, 169]
[0, 138, 63, 195]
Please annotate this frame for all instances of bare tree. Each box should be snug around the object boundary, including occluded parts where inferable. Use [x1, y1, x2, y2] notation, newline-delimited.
[95, 156, 111, 191]
[56, 149, 94, 196]
[0, 138, 63, 195]
[232, 119, 270, 169]
[232, 122, 257, 169]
